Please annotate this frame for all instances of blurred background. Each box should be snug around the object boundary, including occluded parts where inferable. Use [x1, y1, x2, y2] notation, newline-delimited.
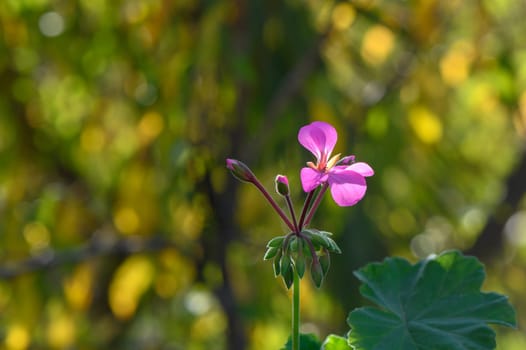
[1, 0, 525, 349]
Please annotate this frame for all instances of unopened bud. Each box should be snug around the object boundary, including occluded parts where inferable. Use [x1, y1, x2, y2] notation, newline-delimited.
[275, 175, 290, 196]
[226, 158, 255, 183]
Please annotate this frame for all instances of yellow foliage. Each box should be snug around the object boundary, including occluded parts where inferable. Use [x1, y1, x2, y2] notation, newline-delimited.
[46, 313, 76, 349]
[137, 111, 164, 146]
[468, 83, 499, 115]
[171, 198, 205, 240]
[81, 125, 106, 153]
[5, 324, 30, 350]
[440, 41, 475, 86]
[113, 206, 140, 235]
[250, 322, 288, 350]
[155, 249, 195, 298]
[64, 263, 93, 311]
[22, 221, 50, 251]
[109, 255, 154, 320]
[190, 310, 226, 341]
[361, 25, 395, 65]
[408, 106, 443, 144]
[332, 2, 356, 31]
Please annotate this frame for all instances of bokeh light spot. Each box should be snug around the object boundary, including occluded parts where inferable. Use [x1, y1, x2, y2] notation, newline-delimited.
[411, 234, 438, 258]
[109, 255, 154, 319]
[113, 207, 140, 234]
[23, 221, 50, 251]
[361, 25, 395, 65]
[408, 105, 443, 144]
[332, 3, 356, 31]
[39, 12, 65, 37]
[46, 313, 75, 349]
[138, 111, 164, 145]
[5, 324, 30, 350]
[505, 211, 526, 246]
[185, 290, 213, 315]
[440, 41, 474, 86]
[64, 264, 93, 310]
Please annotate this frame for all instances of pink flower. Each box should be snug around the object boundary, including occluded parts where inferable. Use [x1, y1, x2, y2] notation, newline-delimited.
[298, 121, 374, 206]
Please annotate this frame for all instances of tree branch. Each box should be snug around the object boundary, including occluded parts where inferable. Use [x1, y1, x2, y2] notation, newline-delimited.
[0, 234, 187, 280]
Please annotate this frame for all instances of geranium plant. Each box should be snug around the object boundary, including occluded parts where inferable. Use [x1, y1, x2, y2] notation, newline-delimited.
[227, 121, 516, 350]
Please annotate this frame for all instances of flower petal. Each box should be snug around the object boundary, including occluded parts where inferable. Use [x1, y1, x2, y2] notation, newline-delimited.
[327, 170, 367, 206]
[347, 162, 374, 177]
[300, 167, 325, 192]
[298, 121, 337, 160]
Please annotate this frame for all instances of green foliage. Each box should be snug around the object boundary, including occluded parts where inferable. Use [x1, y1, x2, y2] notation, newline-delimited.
[321, 335, 351, 350]
[302, 229, 342, 254]
[264, 230, 342, 289]
[282, 333, 322, 350]
[347, 251, 517, 350]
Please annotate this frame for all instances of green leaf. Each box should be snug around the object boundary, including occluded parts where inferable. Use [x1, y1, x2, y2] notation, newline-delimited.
[324, 237, 342, 254]
[263, 246, 279, 260]
[282, 265, 293, 289]
[267, 236, 285, 248]
[318, 231, 341, 254]
[348, 250, 517, 350]
[280, 253, 293, 289]
[322, 335, 351, 350]
[308, 232, 331, 250]
[294, 239, 306, 278]
[273, 249, 282, 277]
[289, 236, 298, 252]
[280, 253, 292, 277]
[319, 250, 330, 276]
[310, 259, 324, 288]
[281, 333, 322, 350]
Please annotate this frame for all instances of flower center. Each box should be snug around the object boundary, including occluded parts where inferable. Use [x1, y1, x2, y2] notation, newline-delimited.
[307, 153, 341, 172]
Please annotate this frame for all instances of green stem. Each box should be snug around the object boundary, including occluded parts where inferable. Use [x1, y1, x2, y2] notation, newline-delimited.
[292, 269, 300, 350]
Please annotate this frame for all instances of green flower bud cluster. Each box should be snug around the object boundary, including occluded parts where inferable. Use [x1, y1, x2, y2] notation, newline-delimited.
[263, 229, 341, 289]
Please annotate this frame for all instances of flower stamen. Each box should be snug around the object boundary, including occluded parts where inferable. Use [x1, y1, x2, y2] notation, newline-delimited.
[307, 161, 317, 170]
[326, 153, 341, 170]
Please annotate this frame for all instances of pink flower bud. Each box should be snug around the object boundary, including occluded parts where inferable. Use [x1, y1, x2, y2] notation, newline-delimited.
[226, 158, 255, 183]
[275, 175, 290, 196]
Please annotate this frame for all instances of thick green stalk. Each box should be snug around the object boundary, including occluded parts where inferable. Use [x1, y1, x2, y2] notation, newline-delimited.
[292, 269, 300, 350]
